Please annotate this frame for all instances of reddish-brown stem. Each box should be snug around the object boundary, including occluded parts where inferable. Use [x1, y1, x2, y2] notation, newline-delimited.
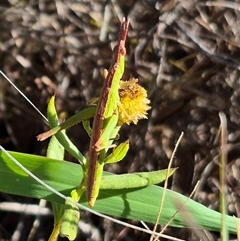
[86, 18, 129, 206]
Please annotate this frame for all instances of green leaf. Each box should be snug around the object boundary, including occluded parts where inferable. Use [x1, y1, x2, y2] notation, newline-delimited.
[47, 96, 90, 164]
[104, 140, 129, 164]
[0, 150, 238, 234]
[100, 169, 176, 189]
[38, 96, 96, 164]
[47, 96, 82, 241]
[48, 136, 65, 224]
[60, 197, 80, 241]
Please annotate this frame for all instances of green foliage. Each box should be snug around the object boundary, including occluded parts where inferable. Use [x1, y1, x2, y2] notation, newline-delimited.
[60, 198, 80, 241]
[104, 140, 129, 164]
[0, 150, 238, 234]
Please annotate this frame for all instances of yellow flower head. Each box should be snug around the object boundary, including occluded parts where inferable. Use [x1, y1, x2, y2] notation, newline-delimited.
[117, 78, 151, 125]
